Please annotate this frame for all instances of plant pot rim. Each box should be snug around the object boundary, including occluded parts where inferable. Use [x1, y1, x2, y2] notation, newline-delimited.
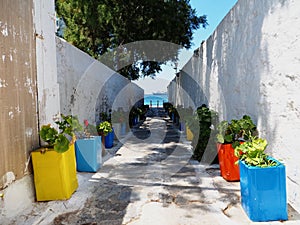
[239, 157, 284, 169]
[33, 146, 54, 153]
[76, 136, 99, 140]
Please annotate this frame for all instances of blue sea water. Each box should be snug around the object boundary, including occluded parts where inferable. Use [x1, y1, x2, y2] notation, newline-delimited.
[144, 94, 168, 108]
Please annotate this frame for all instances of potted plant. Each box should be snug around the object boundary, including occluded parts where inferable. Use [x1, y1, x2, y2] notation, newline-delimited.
[105, 126, 114, 149]
[97, 121, 113, 155]
[129, 107, 139, 127]
[185, 115, 195, 141]
[177, 106, 193, 132]
[234, 135, 288, 222]
[216, 115, 257, 181]
[192, 104, 219, 164]
[31, 114, 79, 201]
[185, 112, 198, 142]
[137, 105, 147, 121]
[111, 108, 126, 137]
[74, 119, 102, 172]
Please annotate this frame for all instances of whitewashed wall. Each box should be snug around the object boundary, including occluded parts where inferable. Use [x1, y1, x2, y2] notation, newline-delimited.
[168, 0, 300, 212]
[35, 0, 61, 126]
[56, 37, 144, 125]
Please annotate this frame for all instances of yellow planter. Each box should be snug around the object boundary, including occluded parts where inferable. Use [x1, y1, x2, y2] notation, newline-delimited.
[31, 143, 78, 201]
[186, 126, 193, 141]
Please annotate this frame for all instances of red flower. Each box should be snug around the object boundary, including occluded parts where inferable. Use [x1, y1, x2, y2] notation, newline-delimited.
[84, 119, 89, 127]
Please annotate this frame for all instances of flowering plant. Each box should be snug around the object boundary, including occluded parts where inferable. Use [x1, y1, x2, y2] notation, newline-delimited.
[82, 119, 98, 138]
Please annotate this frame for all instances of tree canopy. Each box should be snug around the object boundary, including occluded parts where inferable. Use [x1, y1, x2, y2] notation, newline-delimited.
[56, 0, 207, 80]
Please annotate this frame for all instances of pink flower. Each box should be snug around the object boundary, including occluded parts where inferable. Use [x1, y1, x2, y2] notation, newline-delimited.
[84, 119, 89, 127]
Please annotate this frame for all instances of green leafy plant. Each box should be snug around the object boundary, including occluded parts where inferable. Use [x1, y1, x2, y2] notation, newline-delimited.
[97, 121, 113, 136]
[39, 114, 81, 153]
[54, 114, 83, 137]
[40, 124, 71, 153]
[39, 124, 58, 146]
[192, 104, 219, 162]
[234, 135, 277, 168]
[81, 119, 98, 138]
[137, 105, 147, 120]
[216, 115, 257, 148]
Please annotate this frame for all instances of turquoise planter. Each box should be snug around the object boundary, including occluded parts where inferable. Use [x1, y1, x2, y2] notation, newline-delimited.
[239, 158, 288, 222]
[105, 129, 114, 148]
[75, 136, 102, 172]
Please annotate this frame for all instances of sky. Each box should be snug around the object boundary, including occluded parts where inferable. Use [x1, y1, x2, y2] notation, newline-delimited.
[133, 0, 238, 94]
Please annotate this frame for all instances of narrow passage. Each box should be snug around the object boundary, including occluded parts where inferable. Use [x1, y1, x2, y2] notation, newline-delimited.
[53, 110, 242, 225]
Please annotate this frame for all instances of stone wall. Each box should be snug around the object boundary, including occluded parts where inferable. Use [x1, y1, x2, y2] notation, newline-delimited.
[168, 0, 300, 212]
[56, 37, 144, 125]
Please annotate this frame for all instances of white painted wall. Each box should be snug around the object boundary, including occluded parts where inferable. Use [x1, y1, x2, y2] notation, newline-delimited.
[34, 0, 61, 126]
[168, 0, 300, 212]
[56, 37, 144, 126]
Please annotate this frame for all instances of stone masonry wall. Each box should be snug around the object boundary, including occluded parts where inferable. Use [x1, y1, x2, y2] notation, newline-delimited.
[168, 0, 300, 212]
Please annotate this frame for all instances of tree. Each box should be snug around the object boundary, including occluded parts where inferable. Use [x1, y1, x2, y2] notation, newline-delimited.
[56, 0, 207, 80]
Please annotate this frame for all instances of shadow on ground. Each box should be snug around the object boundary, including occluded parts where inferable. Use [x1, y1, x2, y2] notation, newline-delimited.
[53, 178, 135, 225]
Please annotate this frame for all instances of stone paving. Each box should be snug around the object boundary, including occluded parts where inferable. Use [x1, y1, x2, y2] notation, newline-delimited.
[2, 109, 300, 225]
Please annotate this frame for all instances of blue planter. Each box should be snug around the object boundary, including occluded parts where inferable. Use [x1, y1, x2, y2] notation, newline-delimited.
[75, 136, 102, 172]
[179, 121, 185, 132]
[239, 158, 288, 222]
[121, 122, 126, 136]
[171, 113, 175, 122]
[132, 116, 138, 125]
[105, 129, 114, 148]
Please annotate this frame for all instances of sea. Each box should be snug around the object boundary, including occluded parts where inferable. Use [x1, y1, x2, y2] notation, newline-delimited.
[144, 93, 168, 108]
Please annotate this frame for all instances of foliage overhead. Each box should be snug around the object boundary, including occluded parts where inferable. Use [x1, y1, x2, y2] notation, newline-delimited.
[55, 0, 208, 80]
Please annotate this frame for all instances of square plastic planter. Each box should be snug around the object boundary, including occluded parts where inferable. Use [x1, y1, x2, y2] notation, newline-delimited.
[186, 126, 193, 141]
[217, 143, 240, 181]
[239, 158, 288, 222]
[75, 136, 102, 172]
[31, 143, 78, 201]
[105, 129, 114, 148]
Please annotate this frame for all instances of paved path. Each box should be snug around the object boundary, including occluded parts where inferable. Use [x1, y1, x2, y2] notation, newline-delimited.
[2, 115, 300, 225]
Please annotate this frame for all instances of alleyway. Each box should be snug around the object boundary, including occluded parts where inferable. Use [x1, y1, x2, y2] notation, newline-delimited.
[2, 112, 300, 225]
[53, 113, 241, 225]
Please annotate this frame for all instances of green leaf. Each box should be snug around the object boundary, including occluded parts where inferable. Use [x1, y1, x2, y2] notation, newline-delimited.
[216, 134, 224, 143]
[54, 134, 70, 153]
[224, 134, 233, 143]
[55, 0, 208, 80]
[40, 124, 58, 146]
[97, 121, 112, 136]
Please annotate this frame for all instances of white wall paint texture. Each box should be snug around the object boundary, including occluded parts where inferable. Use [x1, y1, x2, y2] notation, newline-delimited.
[34, 0, 61, 126]
[168, 0, 300, 212]
[56, 37, 144, 125]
